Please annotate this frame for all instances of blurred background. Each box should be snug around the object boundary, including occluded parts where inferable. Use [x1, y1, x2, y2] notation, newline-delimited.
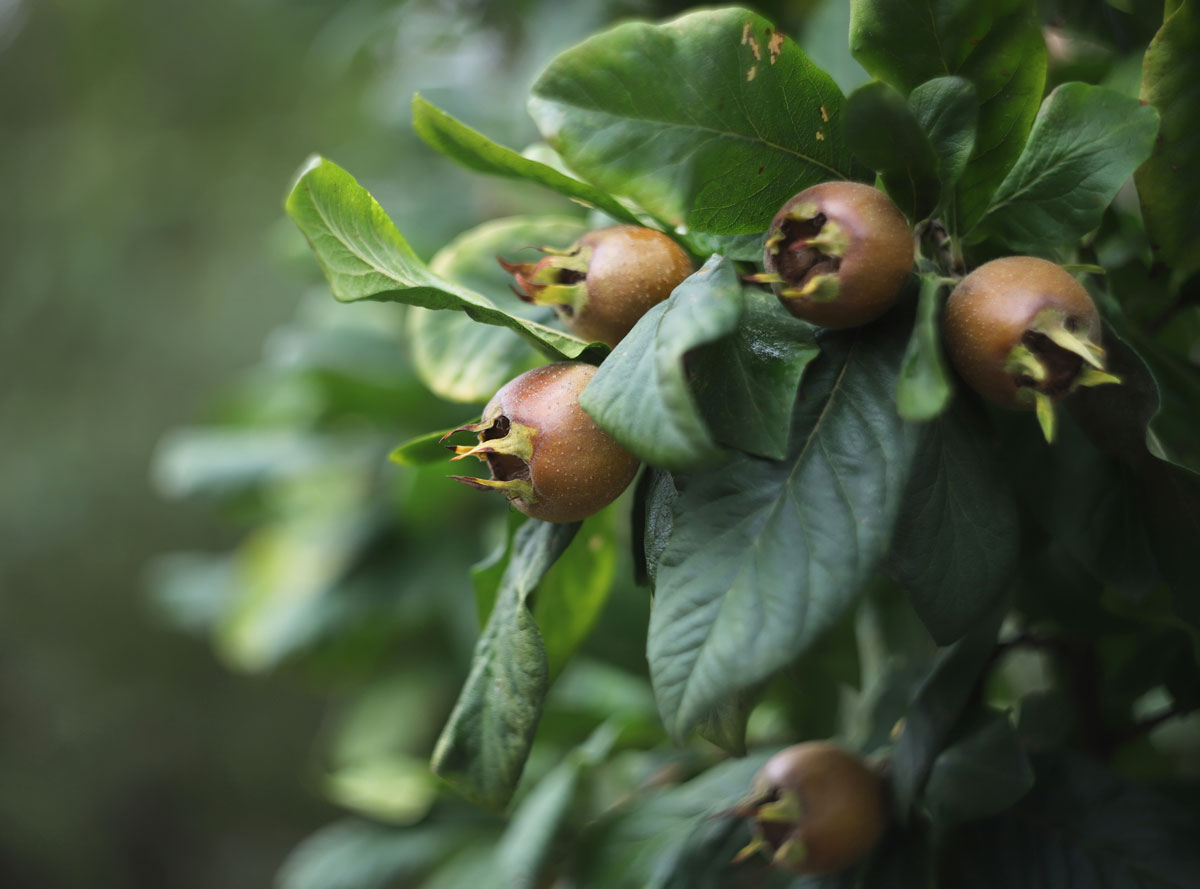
[1, 0, 1162, 886]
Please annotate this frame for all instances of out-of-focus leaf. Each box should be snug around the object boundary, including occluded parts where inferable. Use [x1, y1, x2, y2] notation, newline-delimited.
[844, 80, 939, 220]
[431, 520, 579, 809]
[1136, 0, 1200, 287]
[413, 216, 589, 403]
[529, 8, 859, 236]
[285, 157, 603, 362]
[895, 275, 953, 422]
[647, 315, 919, 740]
[323, 756, 438, 826]
[390, 423, 476, 466]
[975, 82, 1159, 250]
[924, 710, 1033, 824]
[850, 0, 1047, 229]
[580, 256, 743, 470]
[941, 753, 1200, 888]
[692, 288, 820, 461]
[412, 94, 641, 226]
[887, 398, 1019, 645]
[890, 604, 1004, 818]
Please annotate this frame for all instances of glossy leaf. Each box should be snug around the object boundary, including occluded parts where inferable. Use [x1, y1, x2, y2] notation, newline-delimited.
[908, 76, 978, 200]
[413, 216, 588, 403]
[431, 520, 579, 809]
[580, 256, 743, 470]
[975, 82, 1159, 250]
[942, 753, 1200, 888]
[411, 94, 641, 225]
[887, 399, 1019, 645]
[692, 289, 820, 461]
[844, 80, 939, 220]
[1136, 0, 1200, 287]
[890, 605, 1004, 818]
[923, 710, 1033, 824]
[647, 316, 919, 740]
[850, 0, 1047, 229]
[285, 157, 602, 363]
[895, 276, 953, 422]
[529, 8, 858, 236]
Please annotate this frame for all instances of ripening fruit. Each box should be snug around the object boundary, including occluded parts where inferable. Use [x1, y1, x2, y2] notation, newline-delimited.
[444, 362, 639, 523]
[733, 742, 886, 876]
[943, 256, 1121, 442]
[751, 182, 913, 328]
[499, 225, 694, 347]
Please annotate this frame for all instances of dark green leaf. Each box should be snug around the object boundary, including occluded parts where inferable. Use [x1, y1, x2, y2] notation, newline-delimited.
[692, 289, 820, 461]
[895, 275, 953, 422]
[695, 689, 755, 757]
[529, 8, 859, 236]
[642, 468, 679, 589]
[678, 230, 766, 263]
[908, 76, 978, 200]
[415, 216, 589, 403]
[431, 520, 578, 809]
[849, 0, 1047, 229]
[887, 399, 1019, 645]
[647, 317, 919, 740]
[844, 81, 940, 220]
[411, 94, 640, 226]
[924, 709, 1034, 824]
[891, 605, 1004, 818]
[942, 753, 1200, 888]
[1136, 0, 1200, 287]
[580, 256, 743, 470]
[975, 82, 1159, 250]
[858, 820, 935, 889]
[285, 157, 602, 363]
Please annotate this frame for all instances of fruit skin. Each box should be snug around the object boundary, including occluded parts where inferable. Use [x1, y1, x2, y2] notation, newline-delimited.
[448, 363, 639, 523]
[943, 256, 1103, 410]
[742, 742, 886, 876]
[761, 182, 913, 329]
[501, 226, 694, 347]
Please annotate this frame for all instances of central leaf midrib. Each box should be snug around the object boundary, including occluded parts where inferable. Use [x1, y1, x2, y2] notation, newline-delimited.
[557, 102, 847, 180]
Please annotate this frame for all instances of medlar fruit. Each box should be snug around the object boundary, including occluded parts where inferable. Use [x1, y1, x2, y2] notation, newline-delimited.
[445, 362, 639, 523]
[943, 256, 1120, 442]
[751, 182, 913, 328]
[499, 225, 694, 347]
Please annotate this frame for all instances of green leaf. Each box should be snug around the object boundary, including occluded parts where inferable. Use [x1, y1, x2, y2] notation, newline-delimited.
[529, 8, 858, 236]
[923, 710, 1034, 824]
[890, 605, 1004, 818]
[895, 275, 954, 422]
[431, 520, 578, 809]
[974, 82, 1160, 250]
[642, 468, 679, 589]
[691, 289, 820, 461]
[942, 753, 1200, 887]
[908, 76, 979, 200]
[647, 316, 920, 740]
[1136, 0, 1200, 287]
[390, 424, 476, 466]
[285, 156, 602, 363]
[887, 399, 1019, 645]
[411, 94, 641, 226]
[844, 81, 940, 220]
[579, 256, 743, 470]
[414, 216, 588, 404]
[849, 0, 1047, 229]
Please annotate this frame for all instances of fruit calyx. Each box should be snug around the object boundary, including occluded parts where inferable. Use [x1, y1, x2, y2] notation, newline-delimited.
[443, 413, 538, 505]
[731, 786, 810, 871]
[1005, 307, 1121, 442]
[748, 202, 850, 304]
[497, 244, 594, 318]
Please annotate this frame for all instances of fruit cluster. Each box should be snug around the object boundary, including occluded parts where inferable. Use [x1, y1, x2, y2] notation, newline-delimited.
[451, 181, 1119, 526]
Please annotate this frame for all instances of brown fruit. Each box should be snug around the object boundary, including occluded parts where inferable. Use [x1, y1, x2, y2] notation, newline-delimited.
[756, 182, 913, 328]
[943, 256, 1119, 441]
[445, 362, 639, 523]
[499, 225, 694, 347]
[737, 742, 886, 876]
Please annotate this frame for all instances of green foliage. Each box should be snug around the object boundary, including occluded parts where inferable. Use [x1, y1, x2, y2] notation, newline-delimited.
[160, 2, 1200, 887]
